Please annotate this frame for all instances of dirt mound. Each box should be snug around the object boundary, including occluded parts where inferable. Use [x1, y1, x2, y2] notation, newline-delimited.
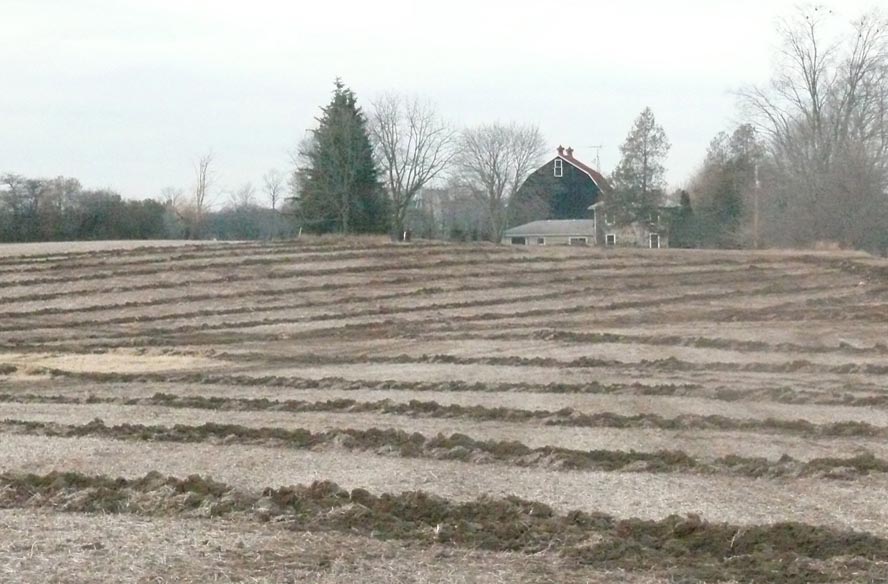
[1, 469, 886, 583]
[38, 368, 695, 397]
[6, 418, 888, 479]
[5, 391, 888, 440]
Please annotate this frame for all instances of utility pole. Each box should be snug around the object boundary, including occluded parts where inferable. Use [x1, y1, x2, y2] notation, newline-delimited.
[749, 126, 761, 249]
[753, 162, 760, 249]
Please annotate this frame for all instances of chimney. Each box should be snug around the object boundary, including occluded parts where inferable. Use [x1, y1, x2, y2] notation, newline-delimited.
[566, 146, 574, 158]
[556, 145, 564, 156]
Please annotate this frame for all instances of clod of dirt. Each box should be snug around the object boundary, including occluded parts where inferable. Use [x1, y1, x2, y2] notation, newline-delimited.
[2, 470, 886, 583]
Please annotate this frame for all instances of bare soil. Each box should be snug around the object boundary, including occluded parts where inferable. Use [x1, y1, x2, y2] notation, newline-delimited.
[0, 509, 632, 584]
[4, 402, 888, 462]
[4, 434, 888, 537]
[2, 239, 887, 581]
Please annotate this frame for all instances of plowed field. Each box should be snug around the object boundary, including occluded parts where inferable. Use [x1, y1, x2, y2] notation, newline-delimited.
[2, 237, 888, 582]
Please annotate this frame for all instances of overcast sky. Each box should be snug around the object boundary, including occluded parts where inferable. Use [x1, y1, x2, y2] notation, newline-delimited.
[0, 0, 879, 201]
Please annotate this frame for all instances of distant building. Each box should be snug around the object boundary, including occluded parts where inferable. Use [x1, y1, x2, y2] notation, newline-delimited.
[506, 146, 673, 248]
[503, 219, 597, 246]
[588, 202, 671, 248]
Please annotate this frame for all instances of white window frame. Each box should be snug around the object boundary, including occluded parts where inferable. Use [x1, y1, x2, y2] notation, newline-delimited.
[569, 237, 588, 246]
[554, 159, 563, 177]
[536, 237, 545, 245]
[510, 236, 527, 245]
[605, 212, 615, 226]
[649, 233, 660, 249]
[605, 233, 617, 247]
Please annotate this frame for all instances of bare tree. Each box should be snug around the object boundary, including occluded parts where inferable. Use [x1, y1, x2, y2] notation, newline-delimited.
[369, 94, 456, 239]
[454, 122, 547, 242]
[739, 8, 888, 249]
[263, 169, 285, 212]
[160, 186, 184, 209]
[192, 151, 215, 238]
[262, 168, 286, 239]
[228, 182, 256, 210]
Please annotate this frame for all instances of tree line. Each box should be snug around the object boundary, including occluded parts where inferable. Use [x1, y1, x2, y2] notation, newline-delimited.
[2, 7, 885, 251]
[297, 5, 888, 254]
[0, 165, 295, 243]
[688, 7, 888, 252]
[0, 175, 168, 242]
[293, 79, 548, 242]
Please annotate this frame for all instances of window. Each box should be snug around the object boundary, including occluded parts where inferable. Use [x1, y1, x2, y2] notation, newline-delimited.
[569, 237, 588, 246]
[649, 212, 659, 224]
[605, 233, 617, 247]
[554, 159, 563, 177]
[536, 237, 545, 245]
[605, 212, 615, 226]
[510, 237, 527, 245]
[649, 233, 660, 249]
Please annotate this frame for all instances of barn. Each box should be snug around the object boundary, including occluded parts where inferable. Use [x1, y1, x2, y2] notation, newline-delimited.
[508, 146, 610, 227]
[507, 146, 672, 248]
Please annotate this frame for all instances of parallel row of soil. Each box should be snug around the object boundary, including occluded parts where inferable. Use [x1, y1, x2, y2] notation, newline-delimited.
[2, 238, 887, 582]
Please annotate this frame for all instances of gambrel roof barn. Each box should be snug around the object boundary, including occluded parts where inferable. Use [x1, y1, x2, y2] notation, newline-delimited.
[508, 146, 612, 227]
[506, 146, 671, 248]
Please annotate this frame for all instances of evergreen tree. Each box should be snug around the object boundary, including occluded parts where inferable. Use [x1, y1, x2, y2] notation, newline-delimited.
[691, 124, 763, 247]
[609, 107, 670, 223]
[297, 80, 387, 234]
[669, 190, 699, 248]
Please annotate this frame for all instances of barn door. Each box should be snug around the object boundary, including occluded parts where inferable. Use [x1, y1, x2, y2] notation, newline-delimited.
[649, 233, 660, 249]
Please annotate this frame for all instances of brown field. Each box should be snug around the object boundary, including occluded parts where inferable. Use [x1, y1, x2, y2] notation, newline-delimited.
[2, 237, 888, 582]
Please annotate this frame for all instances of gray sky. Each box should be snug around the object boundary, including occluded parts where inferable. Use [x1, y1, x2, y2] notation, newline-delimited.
[0, 0, 878, 201]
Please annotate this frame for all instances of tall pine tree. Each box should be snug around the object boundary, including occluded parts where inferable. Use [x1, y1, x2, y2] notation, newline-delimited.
[609, 107, 670, 223]
[297, 80, 388, 234]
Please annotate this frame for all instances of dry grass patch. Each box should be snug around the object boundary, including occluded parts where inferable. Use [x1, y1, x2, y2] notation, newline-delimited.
[0, 350, 221, 375]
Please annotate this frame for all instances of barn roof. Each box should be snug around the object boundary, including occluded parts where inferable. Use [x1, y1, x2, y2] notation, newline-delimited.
[557, 150, 613, 194]
[504, 219, 597, 237]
